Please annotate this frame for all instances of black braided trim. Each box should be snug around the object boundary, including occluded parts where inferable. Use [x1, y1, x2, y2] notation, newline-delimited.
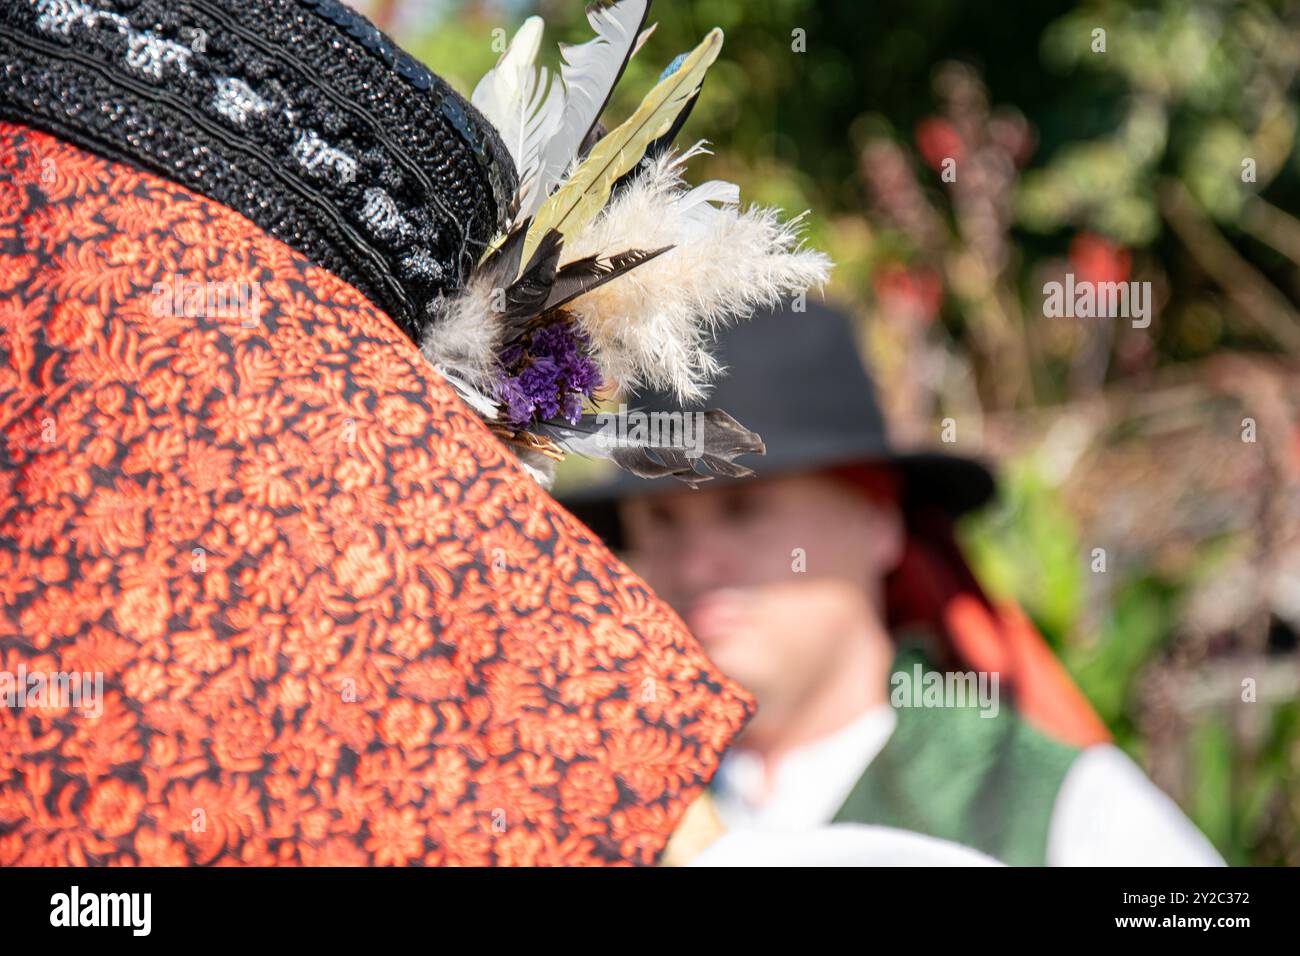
[0, 0, 519, 345]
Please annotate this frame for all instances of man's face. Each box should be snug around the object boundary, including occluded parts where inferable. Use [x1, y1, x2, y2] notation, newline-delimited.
[618, 473, 902, 709]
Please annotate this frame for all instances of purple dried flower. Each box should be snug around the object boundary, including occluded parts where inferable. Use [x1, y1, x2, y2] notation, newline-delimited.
[561, 391, 584, 423]
[492, 319, 602, 431]
[494, 376, 533, 427]
[498, 343, 525, 367]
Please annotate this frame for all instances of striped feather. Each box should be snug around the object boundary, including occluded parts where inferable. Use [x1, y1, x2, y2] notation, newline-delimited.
[522, 0, 652, 219]
[519, 28, 724, 271]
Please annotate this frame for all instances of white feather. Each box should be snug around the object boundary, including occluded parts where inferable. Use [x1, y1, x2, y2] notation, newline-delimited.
[633, 22, 658, 57]
[675, 179, 740, 221]
[521, 0, 650, 219]
[558, 150, 832, 400]
[515, 449, 558, 488]
[471, 17, 543, 149]
[439, 369, 500, 420]
[471, 17, 563, 212]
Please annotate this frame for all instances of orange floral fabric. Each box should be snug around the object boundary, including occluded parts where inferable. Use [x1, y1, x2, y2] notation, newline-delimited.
[0, 121, 753, 866]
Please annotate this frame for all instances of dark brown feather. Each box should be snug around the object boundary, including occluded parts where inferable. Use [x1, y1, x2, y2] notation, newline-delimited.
[542, 245, 673, 313]
[536, 407, 764, 485]
[497, 229, 565, 338]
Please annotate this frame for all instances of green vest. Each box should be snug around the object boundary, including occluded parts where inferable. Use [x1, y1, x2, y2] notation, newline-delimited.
[831, 648, 1081, 866]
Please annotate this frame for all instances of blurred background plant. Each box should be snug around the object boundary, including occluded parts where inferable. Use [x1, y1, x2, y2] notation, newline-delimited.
[353, 0, 1300, 865]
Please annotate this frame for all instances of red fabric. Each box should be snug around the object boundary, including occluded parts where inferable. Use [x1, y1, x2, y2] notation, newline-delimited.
[0, 122, 753, 865]
[943, 594, 1111, 748]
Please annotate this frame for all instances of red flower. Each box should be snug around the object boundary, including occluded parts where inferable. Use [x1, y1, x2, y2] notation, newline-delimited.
[1069, 233, 1131, 286]
[874, 262, 943, 324]
[915, 117, 964, 171]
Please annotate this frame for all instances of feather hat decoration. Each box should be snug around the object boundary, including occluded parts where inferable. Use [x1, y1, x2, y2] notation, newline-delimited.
[424, 0, 831, 487]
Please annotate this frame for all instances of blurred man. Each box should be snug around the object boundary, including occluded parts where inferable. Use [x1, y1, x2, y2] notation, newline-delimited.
[562, 302, 1223, 866]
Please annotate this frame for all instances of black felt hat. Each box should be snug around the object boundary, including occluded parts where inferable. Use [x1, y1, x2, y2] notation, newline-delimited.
[558, 300, 996, 548]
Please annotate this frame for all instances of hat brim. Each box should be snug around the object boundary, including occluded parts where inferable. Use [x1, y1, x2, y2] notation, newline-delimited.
[557, 445, 996, 551]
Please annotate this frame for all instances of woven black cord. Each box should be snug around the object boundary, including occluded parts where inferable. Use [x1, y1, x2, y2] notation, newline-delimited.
[0, 0, 518, 344]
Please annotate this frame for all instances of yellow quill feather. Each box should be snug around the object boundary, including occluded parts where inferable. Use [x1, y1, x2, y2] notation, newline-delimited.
[517, 27, 724, 273]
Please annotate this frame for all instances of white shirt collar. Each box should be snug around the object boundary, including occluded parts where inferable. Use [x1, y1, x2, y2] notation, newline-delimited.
[712, 703, 897, 830]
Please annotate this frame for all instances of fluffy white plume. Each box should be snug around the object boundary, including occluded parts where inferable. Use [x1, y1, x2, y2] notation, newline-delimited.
[421, 274, 501, 390]
[558, 149, 831, 400]
[446, 13, 835, 488]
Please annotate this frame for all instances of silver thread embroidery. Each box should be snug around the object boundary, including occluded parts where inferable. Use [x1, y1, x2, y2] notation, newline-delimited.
[361, 187, 413, 240]
[292, 130, 359, 185]
[212, 77, 271, 126]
